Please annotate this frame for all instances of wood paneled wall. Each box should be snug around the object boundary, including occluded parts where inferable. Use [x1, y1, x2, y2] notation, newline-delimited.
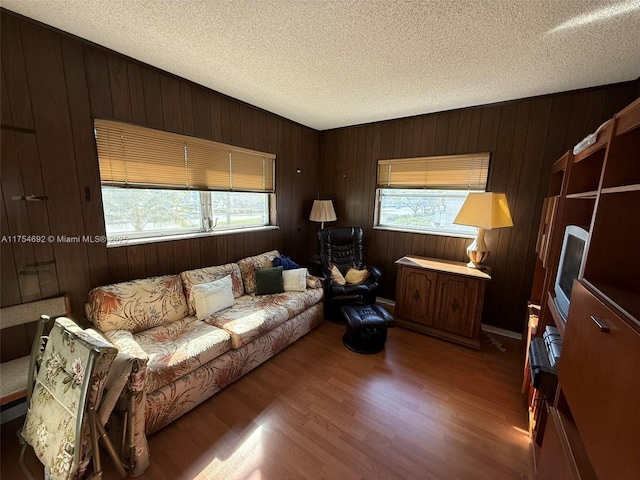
[319, 84, 638, 333]
[0, 12, 320, 333]
[1, 10, 638, 342]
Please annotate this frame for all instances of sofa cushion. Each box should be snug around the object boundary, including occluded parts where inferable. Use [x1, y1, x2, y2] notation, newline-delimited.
[255, 266, 284, 295]
[204, 295, 290, 349]
[192, 275, 235, 320]
[273, 288, 324, 318]
[133, 317, 231, 393]
[282, 268, 308, 292]
[88, 275, 188, 333]
[237, 250, 280, 295]
[180, 263, 244, 316]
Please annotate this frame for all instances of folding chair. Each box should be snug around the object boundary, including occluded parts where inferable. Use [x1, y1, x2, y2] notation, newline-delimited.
[18, 316, 132, 480]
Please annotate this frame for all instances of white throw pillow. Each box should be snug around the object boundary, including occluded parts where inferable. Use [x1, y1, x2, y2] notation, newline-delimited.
[282, 268, 308, 292]
[191, 275, 235, 320]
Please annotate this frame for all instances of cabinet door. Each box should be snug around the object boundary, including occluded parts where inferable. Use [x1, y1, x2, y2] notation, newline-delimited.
[433, 274, 481, 337]
[558, 281, 640, 480]
[396, 266, 436, 325]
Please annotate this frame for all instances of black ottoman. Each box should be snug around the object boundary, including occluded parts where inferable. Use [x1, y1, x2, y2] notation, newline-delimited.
[340, 304, 394, 354]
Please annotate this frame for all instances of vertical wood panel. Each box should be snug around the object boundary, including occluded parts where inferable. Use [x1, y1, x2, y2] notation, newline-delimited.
[160, 75, 183, 133]
[107, 247, 129, 283]
[144, 243, 159, 278]
[61, 39, 110, 289]
[211, 94, 224, 141]
[84, 48, 113, 119]
[192, 86, 211, 139]
[21, 22, 92, 317]
[107, 55, 133, 122]
[156, 242, 175, 276]
[14, 132, 59, 298]
[0, 192, 22, 307]
[180, 83, 194, 136]
[127, 63, 147, 125]
[1, 15, 34, 129]
[127, 245, 147, 280]
[142, 68, 164, 129]
[0, 147, 41, 302]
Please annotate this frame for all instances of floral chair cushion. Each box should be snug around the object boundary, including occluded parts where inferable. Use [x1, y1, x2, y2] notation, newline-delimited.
[180, 263, 244, 316]
[132, 317, 232, 393]
[21, 317, 117, 480]
[88, 275, 188, 333]
[237, 250, 280, 295]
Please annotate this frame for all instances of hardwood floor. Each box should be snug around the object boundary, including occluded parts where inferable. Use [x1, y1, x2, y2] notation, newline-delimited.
[2, 322, 533, 479]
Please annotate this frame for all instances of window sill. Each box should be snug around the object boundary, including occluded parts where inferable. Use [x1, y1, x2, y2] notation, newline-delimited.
[107, 225, 279, 248]
[373, 225, 475, 239]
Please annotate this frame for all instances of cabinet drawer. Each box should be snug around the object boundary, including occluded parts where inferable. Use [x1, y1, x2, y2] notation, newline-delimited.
[558, 281, 640, 480]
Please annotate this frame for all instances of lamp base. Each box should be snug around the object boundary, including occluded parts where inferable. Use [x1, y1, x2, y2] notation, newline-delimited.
[466, 228, 490, 269]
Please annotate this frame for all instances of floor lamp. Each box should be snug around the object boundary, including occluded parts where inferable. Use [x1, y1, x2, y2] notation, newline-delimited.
[309, 200, 337, 230]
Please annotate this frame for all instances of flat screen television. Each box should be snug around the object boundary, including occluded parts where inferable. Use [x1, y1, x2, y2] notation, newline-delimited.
[554, 225, 589, 321]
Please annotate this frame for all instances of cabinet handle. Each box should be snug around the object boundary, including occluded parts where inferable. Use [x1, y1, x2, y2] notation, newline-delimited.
[590, 315, 610, 333]
[413, 290, 420, 301]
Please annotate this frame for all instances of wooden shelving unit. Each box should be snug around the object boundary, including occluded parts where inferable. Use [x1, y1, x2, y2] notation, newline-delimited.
[525, 97, 640, 479]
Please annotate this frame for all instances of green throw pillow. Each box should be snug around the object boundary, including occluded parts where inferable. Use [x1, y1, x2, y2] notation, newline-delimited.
[255, 266, 284, 295]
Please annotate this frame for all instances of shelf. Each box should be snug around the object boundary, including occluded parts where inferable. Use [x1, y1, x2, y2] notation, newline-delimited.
[559, 197, 595, 231]
[602, 124, 640, 188]
[565, 191, 598, 199]
[547, 292, 565, 337]
[582, 190, 640, 324]
[566, 149, 605, 196]
[601, 183, 640, 194]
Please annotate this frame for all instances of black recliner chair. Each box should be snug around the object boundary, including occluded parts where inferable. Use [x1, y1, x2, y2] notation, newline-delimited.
[317, 227, 382, 321]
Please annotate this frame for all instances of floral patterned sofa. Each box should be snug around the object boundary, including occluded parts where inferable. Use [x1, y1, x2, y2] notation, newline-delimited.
[86, 250, 324, 476]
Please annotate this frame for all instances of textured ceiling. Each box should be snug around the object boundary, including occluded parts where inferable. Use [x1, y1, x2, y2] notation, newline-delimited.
[2, 0, 639, 130]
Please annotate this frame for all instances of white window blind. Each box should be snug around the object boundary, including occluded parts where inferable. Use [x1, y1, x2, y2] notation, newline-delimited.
[94, 119, 275, 193]
[377, 153, 490, 190]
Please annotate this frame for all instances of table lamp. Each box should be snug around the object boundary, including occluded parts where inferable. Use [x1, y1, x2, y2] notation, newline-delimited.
[453, 192, 513, 269]
[309, 200, 337, 229]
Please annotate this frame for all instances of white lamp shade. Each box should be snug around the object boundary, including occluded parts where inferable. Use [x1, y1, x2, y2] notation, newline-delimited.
[453, 192, 513, 230]
[309, 200, 337, 223]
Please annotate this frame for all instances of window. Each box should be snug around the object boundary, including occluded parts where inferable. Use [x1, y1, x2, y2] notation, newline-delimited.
[374, 153, 490, 237]
[94, 119, 275, 245]
[102, 188, 270, 241]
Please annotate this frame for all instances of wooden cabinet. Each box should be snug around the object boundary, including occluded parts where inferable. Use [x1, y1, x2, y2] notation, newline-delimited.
[558, 281, 640, 480]
[528, 96, 640, 479]
[395, 256, 489, 349]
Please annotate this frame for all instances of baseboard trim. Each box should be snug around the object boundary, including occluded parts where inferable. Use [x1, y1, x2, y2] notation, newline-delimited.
[377, 297, 522, 340]
[481, 324, 522, 340]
